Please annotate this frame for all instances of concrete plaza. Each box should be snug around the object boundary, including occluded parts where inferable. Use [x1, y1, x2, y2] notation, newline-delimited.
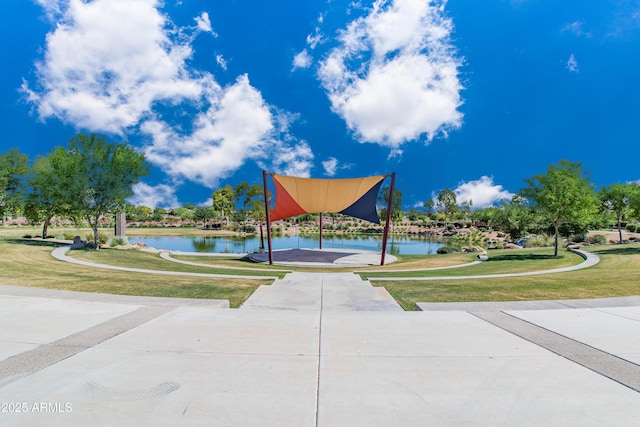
[1, 270, 639, 426]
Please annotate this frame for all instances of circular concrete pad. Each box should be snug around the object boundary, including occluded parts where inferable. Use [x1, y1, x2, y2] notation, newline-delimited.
[245, 248, 397, 267]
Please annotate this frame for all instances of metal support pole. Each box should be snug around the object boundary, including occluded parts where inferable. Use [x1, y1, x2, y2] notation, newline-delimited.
[262, 170, 273, 264]
[319, 213, 323, 249]
[380, 172, 396, 266]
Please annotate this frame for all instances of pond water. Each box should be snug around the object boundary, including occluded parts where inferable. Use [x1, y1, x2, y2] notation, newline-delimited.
[128, 234, 446, 256]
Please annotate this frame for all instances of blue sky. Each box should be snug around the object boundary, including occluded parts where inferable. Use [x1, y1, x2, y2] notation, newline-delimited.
[2, 0, 640, 210]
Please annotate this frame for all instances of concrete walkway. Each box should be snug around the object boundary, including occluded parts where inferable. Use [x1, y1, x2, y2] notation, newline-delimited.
[241, 272, 403, 311]
[1, 279, 640, 425]
[365, 248, 600, 281]
[1, 247, 639, 425]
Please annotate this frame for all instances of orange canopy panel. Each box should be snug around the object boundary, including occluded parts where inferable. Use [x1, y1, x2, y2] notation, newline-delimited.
[269, 174, 387, 224]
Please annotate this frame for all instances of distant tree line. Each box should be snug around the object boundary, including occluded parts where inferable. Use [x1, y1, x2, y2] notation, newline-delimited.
[425, 160, 640, 256]
[3, 145, 640, 256]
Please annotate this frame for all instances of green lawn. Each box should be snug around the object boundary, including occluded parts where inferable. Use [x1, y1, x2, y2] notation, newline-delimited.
[0, 237, 269, 308]
[360, 248, 582, 278]
[67, 248, 288, 278]
[1, 230, 639, 312]
[373, 244, 640, 310]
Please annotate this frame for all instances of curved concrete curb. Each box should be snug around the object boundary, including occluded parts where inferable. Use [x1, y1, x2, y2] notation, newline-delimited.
[366, 249, 600, 281]
[51, 247, 280, 280]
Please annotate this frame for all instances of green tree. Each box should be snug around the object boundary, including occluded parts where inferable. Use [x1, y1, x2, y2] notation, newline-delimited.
[152, 207, 166, 222]
[194, 206, 216, 225]
[0, 148, 29, 222]
[631, 184, 640, 218]
[24, 154, 71, 238]
[127, 204, 152, 221]
[378, 186, 403, 223]
[424, 199, 435, 215]
[437, 188, 457, 225]
[493, 195, 535, 240]
[49, 133, 150, 248]
[520, 160, 598, 256]
[212, 184, 235, 225]
[599, 183, 639, 244]
[248, 184, 266, 221]
[471, 206, 501, 227]
[458, 200, 473, 223]
[233, 182, 262, 227]
[173, 207, 195, 221]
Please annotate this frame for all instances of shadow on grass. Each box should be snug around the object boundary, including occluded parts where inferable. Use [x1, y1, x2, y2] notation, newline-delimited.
[486, 253, 560, 262]
[592, 246, 640, 256]
[3, 238, 66, 248]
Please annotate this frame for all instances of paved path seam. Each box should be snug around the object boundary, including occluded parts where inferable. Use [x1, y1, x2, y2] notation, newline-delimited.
[51, 246, 280, 280]
[366, 249, 599, 281]
[472, 310, 640, 393]
[0, 306, 172, 385]
[314, 274, 324, 427]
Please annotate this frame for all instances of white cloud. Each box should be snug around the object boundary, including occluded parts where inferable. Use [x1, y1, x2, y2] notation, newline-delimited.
[194, 12, 215, 34]
[143, 74, 275, 187]
[34, 0, 63, 21]
[24, 0, 202, 134]
[268, 140, 315, 178]
[322, 157, 339, 176]
[453, 176, 513, 209]
[567, 54, 579, 72]
[128, 182, 179, 209]
[216, 54, 228, 70]
[562, 21, 589, 37]
[306, 27, 324, 49]
[25, 0, 314, 194]
[318, 0, 463, 149]
[292, 49, 313, 70]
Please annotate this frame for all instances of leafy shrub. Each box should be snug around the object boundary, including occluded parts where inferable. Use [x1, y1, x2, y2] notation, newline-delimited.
[109, 236, 128, 247]
[524, 234, 555, 248]
[86, 231, 109, 245]
[587, 235, 607, 245]
[63, 231, 76, 240]
[437, 246, 458, 254]
[626, 223, 640, 233]
[569, 233, 586, 243]
[231, 224, 257, 234]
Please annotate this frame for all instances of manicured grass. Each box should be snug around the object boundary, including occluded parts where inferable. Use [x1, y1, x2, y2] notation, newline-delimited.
[67, 248, 288, 278]
[362, 252, 478, 270]
[373, 244, 640, 310]
[0, 237, 268, 307]
[360, 248, 582, 278]
[2, 229, 639, 312]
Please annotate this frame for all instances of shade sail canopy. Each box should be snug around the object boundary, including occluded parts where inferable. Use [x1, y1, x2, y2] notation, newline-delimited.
[269, 174, 387, 224]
